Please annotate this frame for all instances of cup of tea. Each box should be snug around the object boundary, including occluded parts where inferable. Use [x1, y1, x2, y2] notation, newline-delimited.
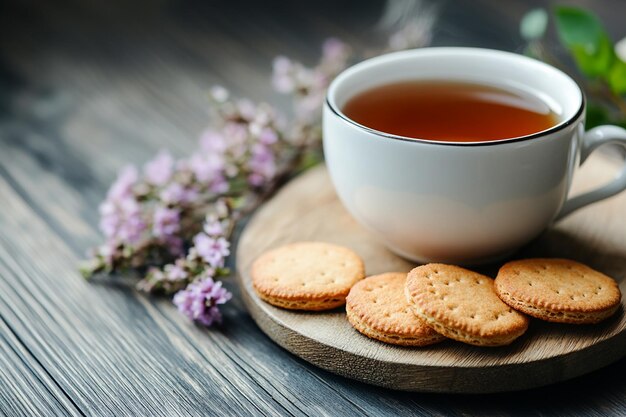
[323, 47, 626, 264]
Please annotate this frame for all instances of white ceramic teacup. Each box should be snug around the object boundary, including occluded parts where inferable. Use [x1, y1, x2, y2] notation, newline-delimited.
[323, 47, 626, 265]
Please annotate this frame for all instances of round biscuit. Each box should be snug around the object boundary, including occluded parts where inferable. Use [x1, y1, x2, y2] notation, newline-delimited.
[495, 258, 622, 324]
[346, 272, 446, 347]
[405, 264, 529, 347]
[251, 242, 365, 311]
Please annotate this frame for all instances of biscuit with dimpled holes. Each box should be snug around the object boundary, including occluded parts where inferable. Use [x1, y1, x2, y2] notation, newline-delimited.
[252, 242, 365, 310]
[346, 272, 446, 346]
[495, 258, 622, 324]
[405, 264, 529, 347]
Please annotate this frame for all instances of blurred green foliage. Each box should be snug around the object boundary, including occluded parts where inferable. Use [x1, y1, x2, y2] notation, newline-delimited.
[521, 6, 626, 129]
[520, 8, 548, 41]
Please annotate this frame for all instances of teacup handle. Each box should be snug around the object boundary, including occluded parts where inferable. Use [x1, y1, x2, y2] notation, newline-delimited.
[557, 125, 626, 220]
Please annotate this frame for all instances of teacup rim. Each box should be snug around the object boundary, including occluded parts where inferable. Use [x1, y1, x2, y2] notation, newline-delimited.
[325, 47, 586, 147]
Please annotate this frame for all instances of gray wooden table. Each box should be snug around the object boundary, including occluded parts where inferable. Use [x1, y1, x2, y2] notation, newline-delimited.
[1, 1, 625, 416]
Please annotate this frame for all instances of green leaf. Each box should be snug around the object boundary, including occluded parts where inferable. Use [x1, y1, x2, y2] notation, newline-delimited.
[608, 59, 626, 95]
[554, 7, 615, 77]
[79, 259, 102, 279]
[585, 104, 610, 129]
[569, 34, 615, 77]
[520, 8, 548, 41]
[297, 149, 323, 172]
[554, 7, 603, 47]
[230, 195, 247, 210]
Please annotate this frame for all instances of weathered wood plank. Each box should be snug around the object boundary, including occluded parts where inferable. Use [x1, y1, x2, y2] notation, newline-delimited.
[1, 0, 626, 415]
[0, 1, 412, 412]
[0, 102, 448, 415]
[0, 3, 417, 414]
[4, 100, 626, 416]
[0, 318, 82, 417]
[0, 121, 432, 416]
[0, 173, 304, 417]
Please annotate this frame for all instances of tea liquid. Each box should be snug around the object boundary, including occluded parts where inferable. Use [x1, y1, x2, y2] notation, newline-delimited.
[342, 80, 558, 142]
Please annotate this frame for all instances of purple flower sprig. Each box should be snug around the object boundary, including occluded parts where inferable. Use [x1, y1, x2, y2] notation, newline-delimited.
[136, 200, 233, 295]
[272, 38, 352, 148]
[173, 276, 232, 327]
[81, 88, 292, 327]
[139, 201, 234, 326]
[81, 89, 286, 283]
[82, 17, 437, 327]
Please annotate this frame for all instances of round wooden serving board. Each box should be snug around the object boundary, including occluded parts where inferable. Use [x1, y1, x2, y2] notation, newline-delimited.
[236, 155, 626, 393]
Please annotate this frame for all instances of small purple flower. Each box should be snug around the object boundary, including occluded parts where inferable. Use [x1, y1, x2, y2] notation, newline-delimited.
[173, 277, 232, 326]
[146, 266, 165, 282]
[98, 201, 118, 238]
[182, 187, 199, 203]
[224, 163, 239, 178]
[118, 214, 147, 243]
[210, 85, 229, 102]
[322, 37, 349, 62]
[272, 56, 295, 93]
[209, 175, 229, 194]
[159, 182, 185, 204]
[199, 130, 227, 153]
[193, 233, 230, 267]
[248, 121, 263, 137]
[214, 199, 229, 218]
[251, 143, 272, 162]
[144, 150, 174, 186]
[152, 206, 180, 238]
[295, 90, 325, 123]
[223, 122, 248, 147]
[247, 173, 265, 187]
[273, 55, 292, 74]
[107, 165, 138, 200]
[253, 108, 271, 126]
[258, 127, 278, 145]
[99, 195, 146, 244]
[97, 241, 117, 265]
[189, 154, 211, 182]
[237, 99, 256, 121]
[203, 216, 224, 236]
[189, 153, 224, 183]
[292, 65, 315, 89]
[165, 261, 187, 281]
[159, 183, 199, 205]
[247, 143, 277, 185]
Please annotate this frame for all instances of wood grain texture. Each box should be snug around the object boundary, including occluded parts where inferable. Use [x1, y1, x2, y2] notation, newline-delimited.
[0, 3, 408, 415]
[0, 317, 82, 417]
[1, 0, 626, 415]
[236, 158, 626, 393]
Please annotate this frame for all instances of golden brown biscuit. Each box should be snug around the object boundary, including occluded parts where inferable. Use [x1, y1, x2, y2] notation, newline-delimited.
[251, 242, 365, 310]
[405, 264, 529, 347]
[495, 258, 622, 324]
[346, 272, 446, 346]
